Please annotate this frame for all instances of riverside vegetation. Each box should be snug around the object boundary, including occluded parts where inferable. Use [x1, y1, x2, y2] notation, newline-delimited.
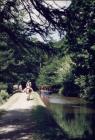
[0, 0, 95, 104]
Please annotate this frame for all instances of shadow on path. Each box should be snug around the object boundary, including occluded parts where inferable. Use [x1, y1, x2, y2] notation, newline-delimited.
[0, 105, 92, 140]
[0, 105, 69, 140]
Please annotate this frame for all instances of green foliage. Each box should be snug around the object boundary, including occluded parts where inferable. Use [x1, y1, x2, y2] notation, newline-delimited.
[0, 82, 7, 91]
[63, 0, 95, 100]
[0, 32, 51, 84]
[0, 0, 61, 85]
[36, 58, 58, 86]
[0, 96, 3, 104]
[57, 55, 75, 82]
[0, 90, 9, 104]
[37, 55, 74, 88]
[0, 0, 95, 102]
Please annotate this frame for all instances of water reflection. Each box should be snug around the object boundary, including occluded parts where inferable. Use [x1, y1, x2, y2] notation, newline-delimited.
[48, 103, 95, 139]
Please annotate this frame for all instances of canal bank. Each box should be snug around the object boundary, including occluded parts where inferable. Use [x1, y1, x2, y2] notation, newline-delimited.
[0, 92, 68, 140]
[47, 94, 95, 140]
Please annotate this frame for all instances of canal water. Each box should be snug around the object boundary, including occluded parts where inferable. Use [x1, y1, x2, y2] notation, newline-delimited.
[47, 95, 95, 139]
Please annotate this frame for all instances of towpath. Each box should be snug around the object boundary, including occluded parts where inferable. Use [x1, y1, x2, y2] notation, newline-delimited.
[0, 92, 67, 140]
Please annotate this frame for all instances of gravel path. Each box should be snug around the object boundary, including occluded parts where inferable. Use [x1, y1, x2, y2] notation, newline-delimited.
[0, 92, 45, 140]
[0, 92, 67, 140]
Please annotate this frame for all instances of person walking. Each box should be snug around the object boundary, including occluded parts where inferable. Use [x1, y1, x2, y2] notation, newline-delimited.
[26, 81, 33, 100]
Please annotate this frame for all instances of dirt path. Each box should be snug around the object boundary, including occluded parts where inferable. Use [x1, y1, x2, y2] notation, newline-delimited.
[0, 92, 45, 140]
[0, 92, 67, 140]
[0, 92, 45, 110]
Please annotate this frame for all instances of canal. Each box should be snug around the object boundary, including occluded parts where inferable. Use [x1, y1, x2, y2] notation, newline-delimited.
[44, 95, 95, 139]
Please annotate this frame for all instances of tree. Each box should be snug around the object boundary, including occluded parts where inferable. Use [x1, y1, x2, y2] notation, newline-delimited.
[64, 0, 95, 100]
[0, 0, 68, 88]
[36, 55, 74, 88]
[0, 0, 95, 101]
[0, 32, 51, 83]
[0, 0, 67, 45]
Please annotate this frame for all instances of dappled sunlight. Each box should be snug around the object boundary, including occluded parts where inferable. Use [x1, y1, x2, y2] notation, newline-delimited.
[0, 91, 65, 140]
[0, 106, 69, 140]
[0, 108, 36, 140]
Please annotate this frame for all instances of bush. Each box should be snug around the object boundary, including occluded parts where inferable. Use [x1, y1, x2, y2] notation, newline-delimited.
[0, 96, 3, 104]
[36, 56, 74, 88]
[0, 82, 7, 91]
[0, 90, 9, 101]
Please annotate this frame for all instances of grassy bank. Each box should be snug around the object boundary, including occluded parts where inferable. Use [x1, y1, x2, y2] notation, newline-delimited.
[29, 105, 69, 140]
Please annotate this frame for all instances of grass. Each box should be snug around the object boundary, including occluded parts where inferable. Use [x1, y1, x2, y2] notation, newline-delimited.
[29, 105, 69, 140]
